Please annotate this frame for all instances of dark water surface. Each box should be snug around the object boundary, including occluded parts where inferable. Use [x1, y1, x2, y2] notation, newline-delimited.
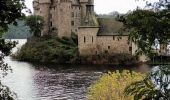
[2, 39, 151, 100]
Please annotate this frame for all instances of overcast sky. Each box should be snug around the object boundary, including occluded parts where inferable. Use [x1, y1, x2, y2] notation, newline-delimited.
[25, 0, 158, 14]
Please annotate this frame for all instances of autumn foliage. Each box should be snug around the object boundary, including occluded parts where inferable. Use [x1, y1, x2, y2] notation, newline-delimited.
[88, 70, 145, 100]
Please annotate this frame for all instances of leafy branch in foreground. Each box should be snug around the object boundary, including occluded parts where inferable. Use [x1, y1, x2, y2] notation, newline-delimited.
[117, 5, 170, 58]
[88, 70, 145, 100]
[0, 0, 27, 99]
[0, 0, 26, 35]
[124, 65, 170, 99]
[25, 15, 44, 37]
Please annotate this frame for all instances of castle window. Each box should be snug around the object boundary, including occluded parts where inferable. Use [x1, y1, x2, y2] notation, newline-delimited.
[105, 50, 108, 54]
[72, 12, 74, 17]
[108, 46, 110, 49]
[127, 41, 130, 45]
[51, 22, 52, 26]
[71, 21, 74, 26]
[92, 36, 93, 43]
[113, 36, 115, 40]
[84, 36, 86, 43]
[129, 47, 132, 52]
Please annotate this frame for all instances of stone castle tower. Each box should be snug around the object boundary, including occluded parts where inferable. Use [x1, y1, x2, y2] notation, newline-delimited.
[33, 0, 95, 37]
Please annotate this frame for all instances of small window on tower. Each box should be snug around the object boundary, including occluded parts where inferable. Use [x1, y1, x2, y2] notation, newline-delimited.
[51, 22, 52, 26]
[113, 36, 115, 40]
[71, 21, 74, 26]
[92, 36, 93, 43]
[108, 46, 110, 49]
[127, 41, 130, 45]
[84, 36, 86, 43]
[129, 47, 132, 51]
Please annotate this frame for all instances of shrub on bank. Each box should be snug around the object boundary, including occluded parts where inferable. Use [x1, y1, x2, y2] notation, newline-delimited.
[13, 35, 79, 64]
[80, 54, 138, 65]
[87, 70, 145, 100]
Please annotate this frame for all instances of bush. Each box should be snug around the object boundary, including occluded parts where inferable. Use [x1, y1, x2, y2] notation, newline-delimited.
[25, 15, 44, 37]
[80, 53, 138, 65]
[87, 70, 145, 100]
[13, 34, 79, 64]
[125, 65, 170, 99]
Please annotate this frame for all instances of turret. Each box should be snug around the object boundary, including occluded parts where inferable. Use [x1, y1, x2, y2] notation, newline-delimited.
[38, 0, 51, 35]
[33, 0, 39, 14]
[80, 0, 94, 25]
[57, 0, 72, 37]
[80, 0, 88, 20]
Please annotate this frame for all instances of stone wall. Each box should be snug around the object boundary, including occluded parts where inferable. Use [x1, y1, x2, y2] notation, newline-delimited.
[58, 1, 72, 37]
[71, 5, 81, 34]
[33, 0, 40, 15]
[39, 2, 51, 35]
[78, 26, 99, 56]
[78, 33, 132, 56]
[96, 36, 132, 55]
[33, 0, 95, 37]
[50, 3, 59, 36]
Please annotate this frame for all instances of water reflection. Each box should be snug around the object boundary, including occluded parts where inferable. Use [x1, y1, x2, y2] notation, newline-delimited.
[1, 39, 152, 100]
[2, 56, 151, 100]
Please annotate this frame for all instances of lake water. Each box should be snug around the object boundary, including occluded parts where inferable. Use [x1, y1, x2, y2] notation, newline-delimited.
[2, 39, 151, 100]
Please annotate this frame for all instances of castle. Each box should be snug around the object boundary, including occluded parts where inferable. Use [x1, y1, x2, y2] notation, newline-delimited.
[32, 0, 135, 56]
[33, 0, 95, 37]
[32, 0, 155, 61]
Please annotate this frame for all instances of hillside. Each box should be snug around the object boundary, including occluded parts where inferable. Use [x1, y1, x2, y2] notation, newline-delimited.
[3, 20, 31, 39]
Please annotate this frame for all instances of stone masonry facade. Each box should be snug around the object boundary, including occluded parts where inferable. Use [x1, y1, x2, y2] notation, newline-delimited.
[78, 27, 132, 56]
[33, 0, 94, 37]
[33, 0, 135, 57]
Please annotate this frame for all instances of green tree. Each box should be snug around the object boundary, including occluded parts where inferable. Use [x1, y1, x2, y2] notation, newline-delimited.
[0, 0, 26, 54]
[25, 15, 44, 37]
[117, 5, 170, 58]
[121, 1, 170, 99]
[0, 0, 26, 99]
[0, 0, 26, 35]
[124, 65, 170, 99]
